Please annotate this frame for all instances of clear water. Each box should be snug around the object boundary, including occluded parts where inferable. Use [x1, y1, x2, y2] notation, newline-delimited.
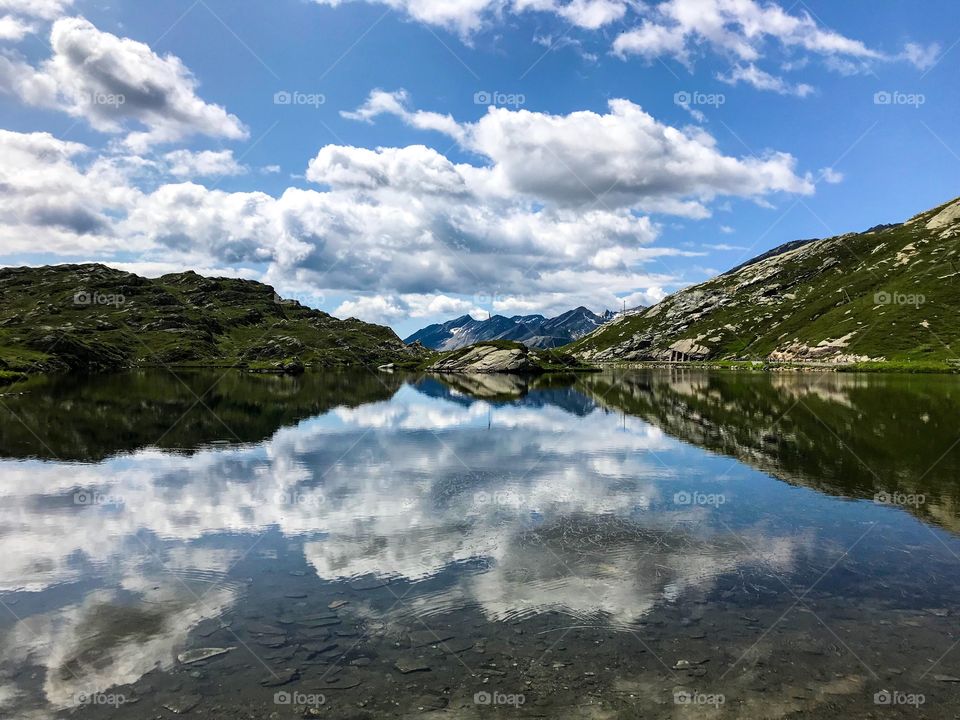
[1, 368, 959, 718]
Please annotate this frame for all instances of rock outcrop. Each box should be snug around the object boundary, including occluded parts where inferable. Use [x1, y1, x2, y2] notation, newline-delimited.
[427, 342, 595, 374]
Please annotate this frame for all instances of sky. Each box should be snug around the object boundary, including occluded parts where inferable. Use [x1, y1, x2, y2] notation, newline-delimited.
[0, 0, 957, 338]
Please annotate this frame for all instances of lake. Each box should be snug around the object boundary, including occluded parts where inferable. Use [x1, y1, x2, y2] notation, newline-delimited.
[1, 368, 959, 718]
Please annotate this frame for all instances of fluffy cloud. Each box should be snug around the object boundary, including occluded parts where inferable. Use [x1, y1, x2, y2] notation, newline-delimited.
[0, 130, 143, 253]
[0, 17, 247, 151]
[343, 90, 813, 214]
[0, 14, 32, 40]
[163, 149, 247, 178]
[312, 0, 936, 96]
[611, 0, 938, 94]
[0, 0, 73, 19]
[0, 91, 812, 322]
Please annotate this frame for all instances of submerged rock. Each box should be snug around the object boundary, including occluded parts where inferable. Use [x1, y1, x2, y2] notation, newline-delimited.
[176, 647, 234, 665]
[161, 693, 202, 714]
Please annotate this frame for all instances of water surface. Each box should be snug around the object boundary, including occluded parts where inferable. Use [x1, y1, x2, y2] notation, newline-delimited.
[1, 369, 959, 718]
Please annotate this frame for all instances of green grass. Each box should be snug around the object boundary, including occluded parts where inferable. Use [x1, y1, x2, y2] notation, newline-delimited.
[0, 264, 416, 376]
[0, 369, 28, 386]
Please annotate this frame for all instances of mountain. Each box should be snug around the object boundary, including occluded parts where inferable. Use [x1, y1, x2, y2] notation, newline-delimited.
[0, 264, 420, 376]
[567, 196, 960, 367]
[405, 306, 616, 350]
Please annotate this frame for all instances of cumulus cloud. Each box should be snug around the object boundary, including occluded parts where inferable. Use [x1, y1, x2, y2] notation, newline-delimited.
[0, 14, 33, 40]
[341, 89, 813, 214]
[0, 17, 247, 151]
[163, 149, 247, 178]
[0, 130, 143, 253]
[0, 89, 812, 322]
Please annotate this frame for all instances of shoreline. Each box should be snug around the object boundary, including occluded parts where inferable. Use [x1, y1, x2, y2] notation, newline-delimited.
[593, 359, 960, 374]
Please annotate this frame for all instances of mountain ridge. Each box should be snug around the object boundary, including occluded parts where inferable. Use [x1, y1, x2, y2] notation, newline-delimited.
[567, 195, 960, 367]
[405, 306, 618, 350]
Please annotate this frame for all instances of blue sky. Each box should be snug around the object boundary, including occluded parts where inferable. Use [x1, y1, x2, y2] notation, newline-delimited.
[0, 0, 956, 336]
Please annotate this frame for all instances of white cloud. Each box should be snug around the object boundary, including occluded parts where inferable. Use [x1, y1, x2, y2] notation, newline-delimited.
[0, 88, 815, 322]
[0, 0, 73, 20]
[819, 167, 843, 184]
[163, 149, 247, 178]
[311, 0, 935, 98]
[343, 90, 813, 213]
[900, 41, 940, 71]
[0, 14, 32, 40]
[0, 130, 143, 254]
[0, 17, 248, 151]
[313, 0, 628, 35]
[718, 63, 814, 97]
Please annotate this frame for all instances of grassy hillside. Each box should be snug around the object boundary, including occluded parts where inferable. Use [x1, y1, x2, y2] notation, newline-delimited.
[0, 264, 419, 375]
[567, 196, 960, 368]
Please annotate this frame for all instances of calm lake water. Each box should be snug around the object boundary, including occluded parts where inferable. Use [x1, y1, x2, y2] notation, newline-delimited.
[1, 368, 960, 718]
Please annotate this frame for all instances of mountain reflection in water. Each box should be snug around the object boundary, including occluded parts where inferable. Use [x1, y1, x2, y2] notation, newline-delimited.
[1, 369, 959, 718]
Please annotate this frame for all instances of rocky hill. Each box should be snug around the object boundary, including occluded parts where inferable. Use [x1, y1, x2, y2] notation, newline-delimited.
[567, 196, 960, 366]
[0, 264, 420, 375]
[405, 306, 615, 350]
[426, 340, 597, 374]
